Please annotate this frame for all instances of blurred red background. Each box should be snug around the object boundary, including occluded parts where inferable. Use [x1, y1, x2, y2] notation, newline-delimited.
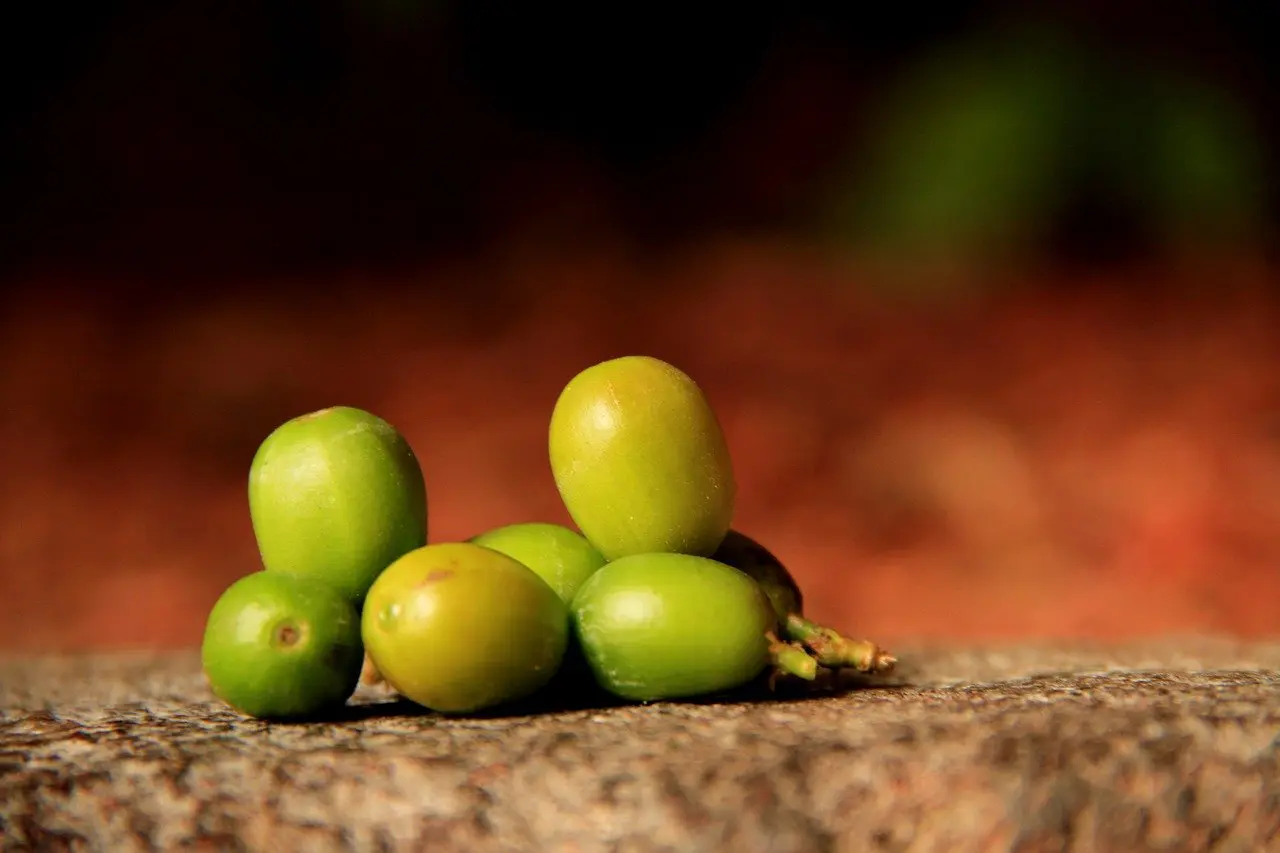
[3, 3, 1279, 651]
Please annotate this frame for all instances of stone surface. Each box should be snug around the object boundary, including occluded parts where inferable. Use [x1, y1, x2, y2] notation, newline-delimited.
[3, 638, 1280, 852]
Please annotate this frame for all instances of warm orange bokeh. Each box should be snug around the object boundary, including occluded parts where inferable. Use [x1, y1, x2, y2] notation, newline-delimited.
[3, 245, 1279, 652]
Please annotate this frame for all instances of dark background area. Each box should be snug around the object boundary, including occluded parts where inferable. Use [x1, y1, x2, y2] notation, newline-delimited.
[4, 2, 1278, 274]
[3, 2, 1280, 652]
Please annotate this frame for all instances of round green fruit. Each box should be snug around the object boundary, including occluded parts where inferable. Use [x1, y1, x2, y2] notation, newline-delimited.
[361, 543, 569, 714]
[711, 529, 803, 623]
[201, 571, 364, 719]
[469, 522, 606, 604]
[571, 552, 776, 702]
[249, 406, 427, 605]
[548, 356, 736, 560]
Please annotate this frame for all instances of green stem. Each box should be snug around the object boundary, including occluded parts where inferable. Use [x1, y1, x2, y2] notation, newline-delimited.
[766, 631, 819, 681]
[783, 614, 897, 674]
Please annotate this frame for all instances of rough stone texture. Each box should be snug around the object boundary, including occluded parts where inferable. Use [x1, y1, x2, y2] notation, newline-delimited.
[3, 638, 1280, 852]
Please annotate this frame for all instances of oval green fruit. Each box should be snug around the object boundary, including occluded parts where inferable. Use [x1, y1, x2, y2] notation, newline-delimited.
[249, 406, 428, 605]
[711, 529, 803, 623]
[549, 356, 736, 560]
[362, 543, 569, 714]
[201, 571, 364, 719]
[469, 522, 606, 604]
[571, 552, 776, 702]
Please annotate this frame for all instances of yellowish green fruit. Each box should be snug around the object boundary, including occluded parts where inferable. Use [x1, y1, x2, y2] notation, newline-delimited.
[249, 406, 427, 605]
[469, 522, 606, 604]
[548, 356, 736, 560]
[361, 543, 569, 714]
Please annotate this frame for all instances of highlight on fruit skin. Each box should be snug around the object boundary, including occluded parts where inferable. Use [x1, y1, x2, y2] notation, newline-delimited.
[361, 542, 570, 714]
[248, 405, 428, 606]
[548, 355, 737, 562]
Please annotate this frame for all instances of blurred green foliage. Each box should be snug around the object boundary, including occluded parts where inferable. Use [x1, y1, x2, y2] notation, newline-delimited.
[822, 25, 1268, 266]
[1119, 74, 1267, 238]
[3, 5, 1273, 279]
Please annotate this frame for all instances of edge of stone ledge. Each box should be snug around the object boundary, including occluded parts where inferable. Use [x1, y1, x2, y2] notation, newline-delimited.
[4, 634, 1280, 693]
[3, 634, 1279, 669]
[2, 633, 1272, 658]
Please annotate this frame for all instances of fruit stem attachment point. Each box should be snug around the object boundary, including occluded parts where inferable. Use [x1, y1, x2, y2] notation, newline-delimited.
[766, 631, 819, 682]
[783, 614, 897, 674]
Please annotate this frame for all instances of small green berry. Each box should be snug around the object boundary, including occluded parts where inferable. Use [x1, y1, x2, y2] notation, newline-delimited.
[570, 552, 776, 702]
[201, 572, 363, 719]
[469, 522, 606, 604]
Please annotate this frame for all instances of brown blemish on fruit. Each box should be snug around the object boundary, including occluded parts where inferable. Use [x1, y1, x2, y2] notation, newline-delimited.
[275, 624, 300, 646]
[414, 559, 460, 587]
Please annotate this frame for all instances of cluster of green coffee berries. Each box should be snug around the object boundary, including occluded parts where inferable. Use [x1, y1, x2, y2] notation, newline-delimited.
[201, 356, 896, 720]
